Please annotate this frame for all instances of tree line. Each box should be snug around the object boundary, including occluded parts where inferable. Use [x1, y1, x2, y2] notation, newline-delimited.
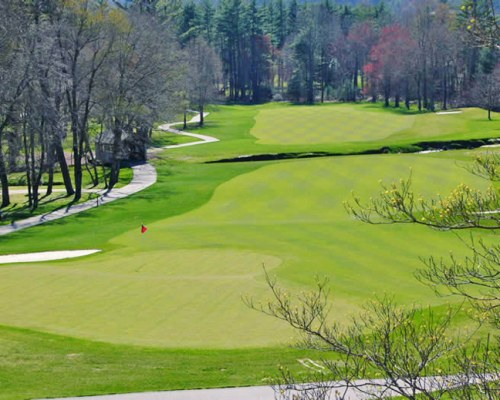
[0, 0, 220, 211]
[148, 0, 498, 109]
[0, 0, 498, 212]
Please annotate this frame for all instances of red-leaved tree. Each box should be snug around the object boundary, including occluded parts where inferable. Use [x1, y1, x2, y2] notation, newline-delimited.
[364, 25, 417, 107]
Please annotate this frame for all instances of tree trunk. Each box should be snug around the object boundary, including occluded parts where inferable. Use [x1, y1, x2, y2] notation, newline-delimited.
[353, 57, 358, 102]
[423, 63, 428, 110]
[183, 110, 187, 130]
[46, 164, 54, 196]
[109, 160, 120, 190]
[109, 119, 123, 190]
[22, 119, 33, 209]
[417, 74, 422, 112]
[83, 135, 98, 187]
[442, 73, 448, 110]
[55, 138, 74, 196]
[73, 135, 82, 202]
[405, 80, 410, 110]
[0, 150, 9, 208]
[199, 105, 204, 127]
[30, 118, 45, 211]
[428, 79, 435, 111]
[45, 145, 55, 196]
[394, 93, 400, 108]
[488, 108, 491, 120]
[384, 80, 390, 107]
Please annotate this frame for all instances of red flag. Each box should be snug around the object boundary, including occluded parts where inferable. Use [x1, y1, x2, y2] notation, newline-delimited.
[141, 224, 148, 234]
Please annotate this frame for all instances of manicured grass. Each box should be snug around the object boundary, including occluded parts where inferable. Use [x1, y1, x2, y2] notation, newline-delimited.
[0, 103, 497, 398]
[251, 103, 416, 144]
[250, 103, 499, 145]
[167, 103, 499, 162]
[0, 152, 493, 349]
[0, 325, 324, 400]
[150, 128, 200, 147]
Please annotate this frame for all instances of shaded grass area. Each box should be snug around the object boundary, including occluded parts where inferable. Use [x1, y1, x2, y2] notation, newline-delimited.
[0, 191, 99, 226]
[0, 325, 320, 400]
[0, 167, 133, 226]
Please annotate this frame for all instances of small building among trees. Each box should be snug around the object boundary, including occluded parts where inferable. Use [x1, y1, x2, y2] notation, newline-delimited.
[95, 130, 147, 165]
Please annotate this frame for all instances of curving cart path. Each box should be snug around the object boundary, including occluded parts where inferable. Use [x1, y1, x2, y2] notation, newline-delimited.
[0, 163, 157, 237]
[157, 111, 219, 149]
[0, 112, 219, 239]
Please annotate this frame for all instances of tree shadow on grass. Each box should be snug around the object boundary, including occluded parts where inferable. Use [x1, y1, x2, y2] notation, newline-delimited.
[362, 102, 434, 115]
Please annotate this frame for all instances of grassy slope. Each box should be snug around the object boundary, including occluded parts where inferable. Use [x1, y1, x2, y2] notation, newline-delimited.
[0, 103, 498, 398]
[0, 153, 493, 348]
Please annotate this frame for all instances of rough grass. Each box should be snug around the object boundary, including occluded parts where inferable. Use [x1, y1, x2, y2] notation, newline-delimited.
[0, 325, 324, 400]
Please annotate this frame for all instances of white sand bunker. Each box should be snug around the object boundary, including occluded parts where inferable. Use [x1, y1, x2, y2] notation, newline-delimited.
[418, 149, 443, 154]
[0, 250, 100, 264]
[436, 111, 462, 115]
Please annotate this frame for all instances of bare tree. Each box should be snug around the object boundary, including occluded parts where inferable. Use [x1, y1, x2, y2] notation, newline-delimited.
[99, 10, 181, 188]
[247, 272, 474, 400]
[0, 0, 31, 208]
[417, 238, 499, 328]
[468, 66, 500, 120]
[185, 37, 221, 126]
[56, 0, 116, 201]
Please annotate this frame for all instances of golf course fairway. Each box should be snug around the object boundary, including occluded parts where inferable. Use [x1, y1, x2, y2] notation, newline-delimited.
[0, 152, 494, 348]
[0, 102, 497, 399]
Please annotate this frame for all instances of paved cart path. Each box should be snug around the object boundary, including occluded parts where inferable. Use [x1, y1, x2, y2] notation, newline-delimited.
[0, 163, 157, 237]
[38, 375, 498, 400]
[156, 111, 219, 149]
[0, 112, 219, 238]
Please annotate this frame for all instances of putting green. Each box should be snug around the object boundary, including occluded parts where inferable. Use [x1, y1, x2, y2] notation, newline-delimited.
[249, 103, 498, 145]
[251, 104, 415, 144]
[0, 152, 493, 348]
[0, 249, 287, 348]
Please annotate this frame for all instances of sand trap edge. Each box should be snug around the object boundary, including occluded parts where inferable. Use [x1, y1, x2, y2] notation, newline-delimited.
[0, 250, 101, 264]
